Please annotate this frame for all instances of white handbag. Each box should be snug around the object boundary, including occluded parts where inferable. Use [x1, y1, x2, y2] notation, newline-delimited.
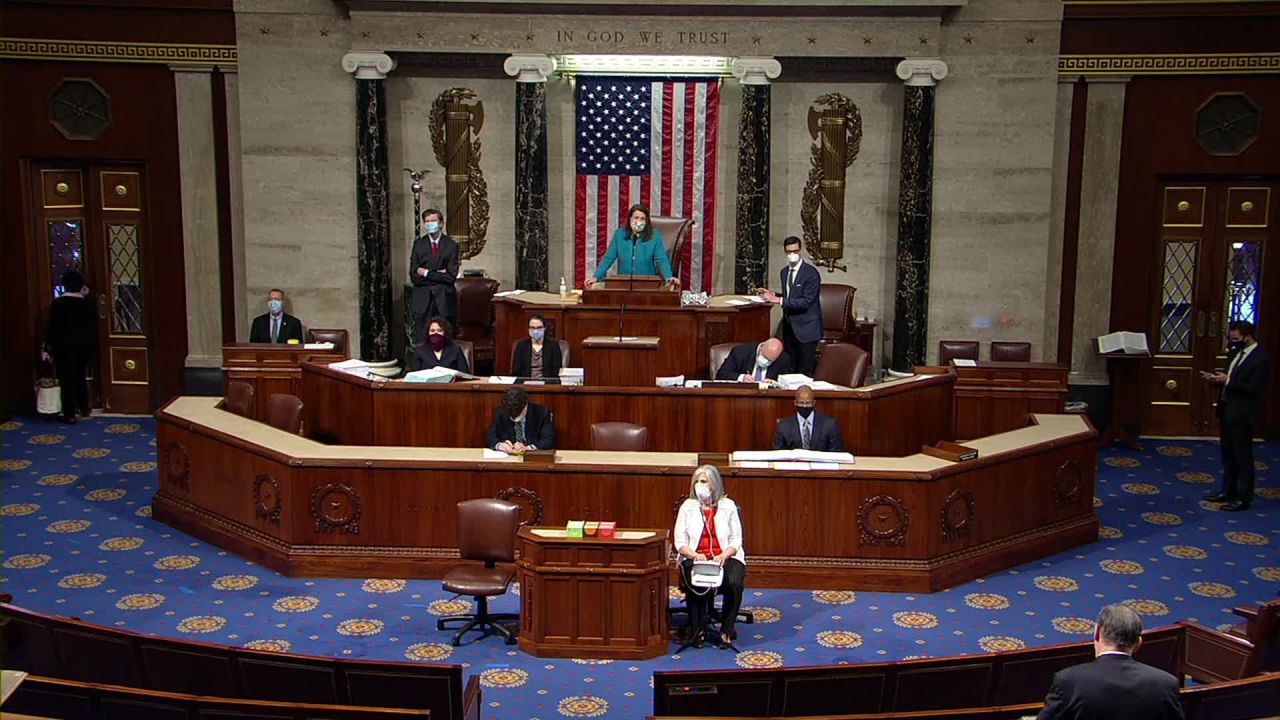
[688, 560, 724, 589]
[36, 383, 61, 415]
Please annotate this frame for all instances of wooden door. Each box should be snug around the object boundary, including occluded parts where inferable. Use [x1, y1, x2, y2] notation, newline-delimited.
[1146, 180, 1275, 436]
[31, 162, 151, 414]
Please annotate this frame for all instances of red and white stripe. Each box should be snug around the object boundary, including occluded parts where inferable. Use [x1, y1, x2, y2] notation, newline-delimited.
[574, 80, 719, 292]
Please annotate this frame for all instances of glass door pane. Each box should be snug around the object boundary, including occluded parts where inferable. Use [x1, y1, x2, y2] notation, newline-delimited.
[107, 223, 143, 335]
[1158, 240, 1198, 354]
[1223, 239, 1261, 335]
[48, 219, 85, 297]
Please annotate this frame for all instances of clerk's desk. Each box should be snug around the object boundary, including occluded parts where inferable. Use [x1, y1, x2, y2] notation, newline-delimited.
[153, 396, 1098, 592]
[301, 360, 957, 456]
[492, 290, 773, 385]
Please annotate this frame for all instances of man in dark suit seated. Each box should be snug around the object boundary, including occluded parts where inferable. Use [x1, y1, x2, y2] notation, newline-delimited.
[1201, 320, 1270, 512]
[486, 387, 555, 453]
[248, 288, 304, 344]
[1036, 604, 1182, 720]
[774, 386, 843, 452]
[716, 338, 793, 386]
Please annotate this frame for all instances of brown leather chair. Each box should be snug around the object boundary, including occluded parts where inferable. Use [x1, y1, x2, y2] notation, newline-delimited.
[651, 216, 694, 275]
[455, 339, 474, 373]
[990, 341, 1032, 362]
[225, 381, 255, 419]
[590, 422, 649, 451]
[305, 328, 349, 356]
[813, 342, 870, 388]
[508, 339, 571, 376]
[938, 340, 980, 365]
[709, 342, 736, 380]
[455, 276, 500, 374]
[819, 284, 856, 349]
[437, 498, 520, 646]
[265, 393, 304, 435]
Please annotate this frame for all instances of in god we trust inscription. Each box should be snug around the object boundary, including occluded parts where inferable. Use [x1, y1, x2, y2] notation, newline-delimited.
[555, 29, 731, 46]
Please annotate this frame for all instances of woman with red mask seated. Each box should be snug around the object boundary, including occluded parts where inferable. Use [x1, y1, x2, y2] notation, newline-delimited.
[411, 316, 470, 374]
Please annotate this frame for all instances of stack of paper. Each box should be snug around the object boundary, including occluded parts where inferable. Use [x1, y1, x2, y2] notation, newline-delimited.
[731, 449, 856, 464]
[951, 358, 978, 367]
[488, 376, 517, 384]
[329, 359, 371, 377]
[559, 368, 584, 386]
[404, 367, 461, 383]
[303, 342, 336, 350]
[493, 289, 527, 298]
[776, 373, 843, 391]
[656, 375, 685, 388]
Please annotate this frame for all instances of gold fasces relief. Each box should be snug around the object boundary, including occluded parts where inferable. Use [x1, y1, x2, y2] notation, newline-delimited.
[800, 94, 862, 273]
[430, 88, 488, 260]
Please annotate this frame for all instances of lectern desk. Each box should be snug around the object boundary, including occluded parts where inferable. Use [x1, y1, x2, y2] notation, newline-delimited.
[222, 344, 346, 420]
[516, 526, 670, 660]
[492, 291, 772, 382]
[580, 274, 679, 307]
[580, 335, 662, 386]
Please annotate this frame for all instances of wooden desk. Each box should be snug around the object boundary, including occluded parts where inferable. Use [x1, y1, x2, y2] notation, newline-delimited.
[580, 335, 662, 386]
[221, 344, 347, 420]
[300, 361, 956, 456]
[153, 396, 1098, 591]
[951, 361, 1068, 440]
[516, 527, 669, 660]
[493, 292, 772, 382]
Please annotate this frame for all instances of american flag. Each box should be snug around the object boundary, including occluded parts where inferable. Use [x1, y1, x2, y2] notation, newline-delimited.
[574, 77, 720, 291]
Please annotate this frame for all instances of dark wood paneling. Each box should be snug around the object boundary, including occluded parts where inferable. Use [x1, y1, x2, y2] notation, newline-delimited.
[1110, 75, 1280, 437]
[152, 399, 1098, 591]
[222, 346, 347, 421]
[212, 68, 237, 344]
[301, 361, 956, 456]
[1057, 80, 1088, 365]
[1, 60, 189, 413]
[3, 1, 235, 45]
[1061, 14, 1280, 55]
[953, 362, 1069, 440]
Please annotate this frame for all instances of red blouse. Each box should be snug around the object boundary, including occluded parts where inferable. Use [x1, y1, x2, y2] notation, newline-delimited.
[695, 505, 723, 558]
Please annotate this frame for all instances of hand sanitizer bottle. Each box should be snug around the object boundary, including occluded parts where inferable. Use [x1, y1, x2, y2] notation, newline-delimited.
[559, 276, 568, 298]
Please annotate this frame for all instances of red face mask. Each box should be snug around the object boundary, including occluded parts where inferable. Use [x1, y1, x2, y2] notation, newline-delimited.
[428, 334, 446, 351]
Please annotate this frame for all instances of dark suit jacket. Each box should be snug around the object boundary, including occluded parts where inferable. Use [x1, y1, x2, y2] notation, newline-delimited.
[410, 233, 460, 319]
[486, 402, 555, 450]
[248, 313, 304, 344]
[780, 262, 823, 344]
[716, 343, 794, 381]
[511, 338, 563, 379]
[411, 343, 471, 374]
[1037, 654, 1183, 720]
[47, 294, 98, 357]
[774, 411, 844, 452]
[1218, 344, 1270, 425]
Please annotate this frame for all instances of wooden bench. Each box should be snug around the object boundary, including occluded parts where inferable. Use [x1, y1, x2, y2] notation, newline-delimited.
[3, 674, 431, 719]
[645, 670, 1280, 720]
[0, 603, 479, 720]
[653, 622, 1259, 717]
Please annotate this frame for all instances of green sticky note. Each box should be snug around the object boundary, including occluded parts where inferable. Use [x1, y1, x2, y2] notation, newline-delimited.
[566, 520, 585, 538]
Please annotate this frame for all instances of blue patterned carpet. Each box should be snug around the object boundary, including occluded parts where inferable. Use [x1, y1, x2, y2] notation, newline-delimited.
[2, 415, 1278, 720]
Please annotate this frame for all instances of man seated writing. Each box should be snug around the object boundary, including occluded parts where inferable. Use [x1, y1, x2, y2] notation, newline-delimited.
[715, 338, 793, 386]
[486, 387, 555, 453]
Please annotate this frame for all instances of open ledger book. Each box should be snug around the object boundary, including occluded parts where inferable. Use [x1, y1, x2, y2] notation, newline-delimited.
[731, 449, 855, 464]
[404, 367, 479, 383]
[1097, 331, 1149, 355]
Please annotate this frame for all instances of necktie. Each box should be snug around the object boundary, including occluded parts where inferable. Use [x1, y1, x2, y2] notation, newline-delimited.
[1226, 349, 1247, 385]
[801, 418, 811, 450]
[755, 365, 764, 382]
[432, 239, 439, 256]
[271, 317, 280, 343]
[788, 266, 796, 295]
[514, 419, 526, 444]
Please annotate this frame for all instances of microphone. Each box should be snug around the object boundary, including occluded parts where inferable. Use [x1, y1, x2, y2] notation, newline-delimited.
[618, 302, 627, 342]
[628, 230, 640, 293]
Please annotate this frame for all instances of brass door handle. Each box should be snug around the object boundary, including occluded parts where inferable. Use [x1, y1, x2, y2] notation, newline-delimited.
[1195, 310, 1206, 338]
[1209, 311, 1219, 337]
[97, 293, 107, 321]
[1165, 379, 1178, 391]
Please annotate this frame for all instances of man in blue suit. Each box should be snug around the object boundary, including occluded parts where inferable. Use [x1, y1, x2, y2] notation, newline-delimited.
[758, 236, 823, 375]
[774, 386, 844, 452]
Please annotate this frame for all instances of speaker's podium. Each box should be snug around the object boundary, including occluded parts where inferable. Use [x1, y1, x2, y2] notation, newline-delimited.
[580, 274, 679, 307]
[516, 526, 670, 660]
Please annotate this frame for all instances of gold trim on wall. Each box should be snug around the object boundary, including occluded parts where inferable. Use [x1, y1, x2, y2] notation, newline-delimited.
[0, 38, 236, 66]
[1060, 53, 1280, 77]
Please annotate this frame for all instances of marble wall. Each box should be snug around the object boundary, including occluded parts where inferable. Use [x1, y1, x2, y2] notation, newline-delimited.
[236, 0, 359, 334]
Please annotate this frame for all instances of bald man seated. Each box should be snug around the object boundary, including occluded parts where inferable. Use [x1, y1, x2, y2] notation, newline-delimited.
[774, 385, 844, 452]
[716, 338, 794, 385]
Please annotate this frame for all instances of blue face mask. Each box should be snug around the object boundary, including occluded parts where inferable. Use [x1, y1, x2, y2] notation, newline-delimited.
[530, 328, 545, 342]
[267, 299, 283, 314]
[424, 221, 441, 235]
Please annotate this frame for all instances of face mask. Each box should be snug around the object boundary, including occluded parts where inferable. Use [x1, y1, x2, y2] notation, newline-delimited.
[787, 252, 801, 265]
[267, 299, 283, 314]
[756, 353, 772, 368]
[695, 483, 712, 502]
[530, 328, 545, 342]
[428, 334, 446, 351]
[796, 406, 814, 419]
[424, 221, 441, 235]
[631, 220, 646, 233]
[1229, 339, 1244, 350]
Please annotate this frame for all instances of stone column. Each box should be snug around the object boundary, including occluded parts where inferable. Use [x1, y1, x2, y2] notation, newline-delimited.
[172, 65, 223, 379]
[730, 57, 781, 294]
[342, 52, 396, 361]
[504, 54, 556, 291]
[890, 58, 948, 372]
[1070, 77, 1129, 386]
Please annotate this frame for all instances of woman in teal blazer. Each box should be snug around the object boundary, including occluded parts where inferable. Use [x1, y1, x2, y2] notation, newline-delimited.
[586, 204, 676, 287]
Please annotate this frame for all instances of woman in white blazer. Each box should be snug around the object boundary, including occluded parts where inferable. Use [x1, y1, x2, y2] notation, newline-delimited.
[674, 464, 746, 648]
